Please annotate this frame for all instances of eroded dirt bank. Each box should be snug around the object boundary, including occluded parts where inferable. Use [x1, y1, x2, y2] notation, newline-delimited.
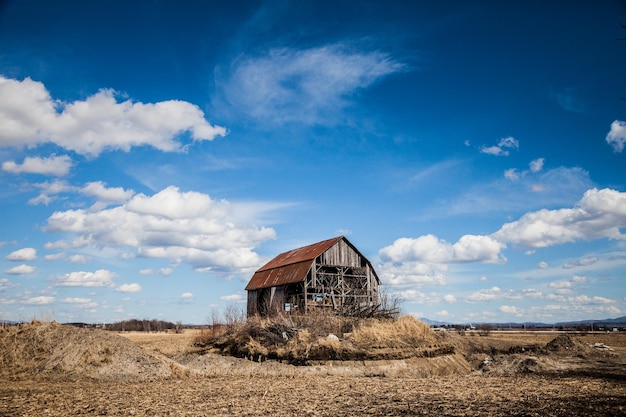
[1, 322, 625, 416]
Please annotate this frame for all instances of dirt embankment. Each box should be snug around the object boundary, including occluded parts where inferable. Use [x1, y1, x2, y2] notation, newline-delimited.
[2, 320, 625, 382]
[0, 321, 177, 381]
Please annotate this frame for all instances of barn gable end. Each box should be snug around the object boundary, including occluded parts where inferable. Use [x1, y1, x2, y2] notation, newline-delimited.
[245, 236, 380, 317]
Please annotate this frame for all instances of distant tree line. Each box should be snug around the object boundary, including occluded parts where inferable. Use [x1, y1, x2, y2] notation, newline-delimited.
[105, 319, 181, 332]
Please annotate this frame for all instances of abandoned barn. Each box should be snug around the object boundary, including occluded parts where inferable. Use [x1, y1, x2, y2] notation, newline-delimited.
[245, 236, 380, 317]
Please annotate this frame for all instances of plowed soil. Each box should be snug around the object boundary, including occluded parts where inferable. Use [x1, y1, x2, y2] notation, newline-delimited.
[1, 323, 625, 416]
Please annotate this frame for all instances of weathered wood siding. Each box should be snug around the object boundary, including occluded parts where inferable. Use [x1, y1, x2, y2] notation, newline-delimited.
[318, 239, 363, 267]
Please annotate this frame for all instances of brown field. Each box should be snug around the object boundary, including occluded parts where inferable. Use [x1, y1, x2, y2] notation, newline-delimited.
[1, 322, 625, 416]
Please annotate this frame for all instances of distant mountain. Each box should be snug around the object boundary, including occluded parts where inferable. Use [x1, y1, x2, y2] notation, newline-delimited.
[420, 316, 626, 328]
[556, 316, 626, 327]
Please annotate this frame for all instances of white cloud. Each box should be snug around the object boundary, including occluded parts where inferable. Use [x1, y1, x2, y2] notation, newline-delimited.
[0, 76, 227, 157]
[481, 136, 519, 156]
[379, 234, 506, 264]
[28, 180, 75, 206]
[43, 186, 277, 272]
[529, 158, 545, 173]
[44, 252, 65, 261]
[53, 269, 117, 287]
[0, 279, 16, 291]
[60, 297, 92, 304]
[81, 181, 135, 208]
[571, 275, 588, 283]
[28, 180, 134, 209]
[6, 247, 37, 261]
[548, 280, 573, 289]
[23, 296, 54, 305]
[139, 267, 173, 276]
[606, 120, 626, 153]
[466, 287, 503, 302]
[2, 155, 73, 176]
[117, 283, 142, 293]
[499, 305, 517, 314]
[443, 294, 456, 303]
[378, 261, 448, 288]
[68, 254, 90, 264]
[220, 293, 244, 301]
[492, 188, 626, 249]
[218, 43, 404, 125]
[5, 264, 36, 275]
[504, 168, 520, 180]
[537, 261, 548, 269]
[563, 256, 598, 269]
[179, 292, 194, 304]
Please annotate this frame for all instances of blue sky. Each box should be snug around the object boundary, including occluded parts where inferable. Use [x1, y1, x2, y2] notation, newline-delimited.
[1, 0, 625, 324]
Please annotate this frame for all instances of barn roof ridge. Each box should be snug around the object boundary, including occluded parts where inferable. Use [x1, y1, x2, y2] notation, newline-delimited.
[255, 236, 345, 272]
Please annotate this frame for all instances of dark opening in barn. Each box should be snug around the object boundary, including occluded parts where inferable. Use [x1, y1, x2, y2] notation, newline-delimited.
[245, 236, 380, 317]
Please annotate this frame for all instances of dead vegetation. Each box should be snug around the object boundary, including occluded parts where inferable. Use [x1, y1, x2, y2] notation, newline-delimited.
[1, 318, 625, 416]
[195, 314, 458, 364]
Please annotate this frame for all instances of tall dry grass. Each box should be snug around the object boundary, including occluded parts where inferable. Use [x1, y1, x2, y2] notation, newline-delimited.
[196, 313, 450, 364]
[349, 315, 436, 349]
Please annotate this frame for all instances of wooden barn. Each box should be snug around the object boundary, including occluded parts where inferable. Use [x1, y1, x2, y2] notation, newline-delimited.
[245, 236, 380, 317]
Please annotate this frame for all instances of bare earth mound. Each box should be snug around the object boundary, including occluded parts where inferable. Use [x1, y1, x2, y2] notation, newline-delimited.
[0, 321, 175, 381]
[1, 322, 626, 416]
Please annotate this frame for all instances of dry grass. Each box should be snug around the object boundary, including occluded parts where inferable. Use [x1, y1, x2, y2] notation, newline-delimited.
[349, 315, 436, 349]
[197, 314, 455, 364]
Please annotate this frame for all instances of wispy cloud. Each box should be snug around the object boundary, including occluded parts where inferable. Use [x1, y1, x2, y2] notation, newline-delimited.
[216, 43, 405, 126]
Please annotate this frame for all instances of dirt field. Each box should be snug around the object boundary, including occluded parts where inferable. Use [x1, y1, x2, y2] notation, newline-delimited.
[1, 323, 625, 416]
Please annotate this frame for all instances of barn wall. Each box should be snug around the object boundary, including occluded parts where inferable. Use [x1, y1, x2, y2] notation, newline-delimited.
[318, 239, 363, 267]
[247, 290, 258, 316]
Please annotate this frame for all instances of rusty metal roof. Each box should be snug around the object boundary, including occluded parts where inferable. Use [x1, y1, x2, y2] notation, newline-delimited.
[245, 236, 343, 291]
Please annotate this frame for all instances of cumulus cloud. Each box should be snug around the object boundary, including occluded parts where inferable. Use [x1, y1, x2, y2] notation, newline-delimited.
[443, 294, 457, 303]
[43, 186, 277, 273]
[481, 136, 519, 156]
[80, 182, 135, 209]
[28, 180, 134, 209]
[0, 76, 227, 157]
[23, 296, 54, 305]
[537, 261, 548, 269]
[53, 269, 117, 287]
[6, 247, 37, 261]
[376, 261, 448, 288]
[492, 188, 626, 248]
[499, 305, 517, 314]
[529, 158, 545, 173]
[179, 292, 194, 304]
[606, 120, 626, 153]
[2, 155, 73, 176]
[218, 43, 404, 125]
[379, 234, 506, 264]
[5, 264, 36, 275]
[117, 283, 142, 293]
